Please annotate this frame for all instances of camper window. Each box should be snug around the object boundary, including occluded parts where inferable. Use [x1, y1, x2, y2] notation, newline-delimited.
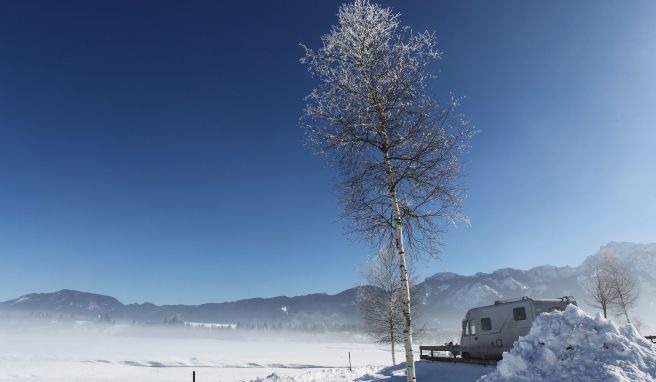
[481, 317, 492, 331]
[462, 320, 469, 336]
[469, 320, 477, 335]
[513, 307, 527, 321]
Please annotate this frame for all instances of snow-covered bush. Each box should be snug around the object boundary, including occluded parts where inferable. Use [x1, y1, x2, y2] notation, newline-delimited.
[481, 304, 656, 382]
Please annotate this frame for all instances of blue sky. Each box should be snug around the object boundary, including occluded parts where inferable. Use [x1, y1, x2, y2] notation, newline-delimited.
[0, 1, 654, 305]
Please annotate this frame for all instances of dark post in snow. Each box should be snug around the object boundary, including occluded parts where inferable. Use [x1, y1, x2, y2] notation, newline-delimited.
[349, 351, 352, 372]
[192, 370, 195, 382]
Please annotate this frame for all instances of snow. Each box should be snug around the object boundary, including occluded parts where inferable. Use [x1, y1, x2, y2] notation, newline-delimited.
[12, 296, 30, 304]
[3, 303, 655, 381]
[445, 282, 502, 309]
[481, 304, 656, 382]
[0, 318, 495, 382]
[496, 278, 528, 291]
[0, 321, 422, 382]
[245, 362, 492, 382]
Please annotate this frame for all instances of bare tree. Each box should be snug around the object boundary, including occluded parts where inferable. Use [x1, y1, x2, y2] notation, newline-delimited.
[357, 250, 422, 365]
[301, 1, 473, 380]
[584, 261, 616, 318]
[584, 254, 638, 322]
[606, 256, 638, 324]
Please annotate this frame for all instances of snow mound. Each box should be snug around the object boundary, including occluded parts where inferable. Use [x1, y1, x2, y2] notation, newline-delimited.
[480, 304, 656, 382]
[244, 368, 379, 382]
[249, 373, 288, 382]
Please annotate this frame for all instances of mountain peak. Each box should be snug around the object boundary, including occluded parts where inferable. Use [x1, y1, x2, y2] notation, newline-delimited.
[425, 272, 460, 282]
[1, 242, 655, 330]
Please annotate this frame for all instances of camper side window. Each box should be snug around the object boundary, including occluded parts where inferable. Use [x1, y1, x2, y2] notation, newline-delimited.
[481, 317, 492, 331]
[462, 320, 469, 336]
[513, 307, 527, 321]
[469, 320, 476, 335]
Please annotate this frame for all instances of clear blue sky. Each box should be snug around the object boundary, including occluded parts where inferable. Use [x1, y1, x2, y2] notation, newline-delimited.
[1, 1, 654, 305]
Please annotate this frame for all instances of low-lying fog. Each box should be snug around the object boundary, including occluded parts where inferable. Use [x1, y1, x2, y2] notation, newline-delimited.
[0, 317, 457, 382]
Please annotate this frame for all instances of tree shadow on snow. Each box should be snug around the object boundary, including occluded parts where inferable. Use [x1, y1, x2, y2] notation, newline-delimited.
[357, 361, 494, 382]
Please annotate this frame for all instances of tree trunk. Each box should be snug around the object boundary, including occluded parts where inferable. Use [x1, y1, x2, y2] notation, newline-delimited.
[390, 318, 397, 365]
[624, 309, 631, 324]
[618, 294, 631, 324]
[393, 218, 416, 382]
[382, 145, 416, 382]
[391, 339, 396, 365]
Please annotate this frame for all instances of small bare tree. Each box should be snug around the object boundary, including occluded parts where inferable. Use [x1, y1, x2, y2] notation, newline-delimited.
[357, 249, 422, 365]
[606, 256, 638, 324]
[584, 261, 616, 318]
[301, 1, 473, 380]
[584, 254, 638, 322]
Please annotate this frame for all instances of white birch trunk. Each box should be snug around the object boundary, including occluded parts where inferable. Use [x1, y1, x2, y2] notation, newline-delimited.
[392, 201, 416, 382]
[383, 146, 416, 382]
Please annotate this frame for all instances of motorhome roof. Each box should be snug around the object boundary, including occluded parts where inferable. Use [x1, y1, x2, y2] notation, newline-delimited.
[465, 296, 576, 313]
[493, 296, 532, 305]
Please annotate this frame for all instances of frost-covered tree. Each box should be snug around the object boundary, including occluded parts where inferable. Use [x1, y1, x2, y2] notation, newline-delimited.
[357, 250, 422, 365]
[605, 256, 638, 324]
[584, 254, 638, 322]
[584, 261, 616, 318]
[300, 1, 473, 380]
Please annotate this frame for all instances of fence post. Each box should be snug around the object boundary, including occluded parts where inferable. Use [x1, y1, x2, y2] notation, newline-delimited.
[348, 351, 352, 372]
[193, 370, 195, 382]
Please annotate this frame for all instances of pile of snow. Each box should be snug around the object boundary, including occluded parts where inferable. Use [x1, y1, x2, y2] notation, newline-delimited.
[481, 305, 656, 382]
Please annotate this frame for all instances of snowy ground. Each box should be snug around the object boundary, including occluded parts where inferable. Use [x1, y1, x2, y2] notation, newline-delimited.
[0, 321, 492, 382]
[249, 362, 492, 382]
[9, 307, 650, 382]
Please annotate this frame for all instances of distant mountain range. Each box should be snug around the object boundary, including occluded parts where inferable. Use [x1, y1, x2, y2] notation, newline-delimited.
[2, 242, 655, 330]
[419, 242, 656, 329]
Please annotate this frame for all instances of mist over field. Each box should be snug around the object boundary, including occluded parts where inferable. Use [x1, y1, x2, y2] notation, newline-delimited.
[0, 317, 424, 381]
[1, 242, 655, 381]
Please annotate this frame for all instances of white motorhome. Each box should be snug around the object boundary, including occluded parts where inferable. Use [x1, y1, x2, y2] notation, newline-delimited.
[459, 296, 577, 359]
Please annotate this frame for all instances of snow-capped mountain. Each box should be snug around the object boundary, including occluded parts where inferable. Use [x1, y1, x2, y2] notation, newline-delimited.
[2, 242, 654, 330]
[418, 242, 656, 328]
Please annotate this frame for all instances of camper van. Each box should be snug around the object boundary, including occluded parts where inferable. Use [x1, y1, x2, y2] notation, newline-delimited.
[459, 296, 577, 359]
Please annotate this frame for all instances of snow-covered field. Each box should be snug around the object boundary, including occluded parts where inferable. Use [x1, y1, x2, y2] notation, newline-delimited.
[4, 306, 655, 382]
[0, 321, 492, 382]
